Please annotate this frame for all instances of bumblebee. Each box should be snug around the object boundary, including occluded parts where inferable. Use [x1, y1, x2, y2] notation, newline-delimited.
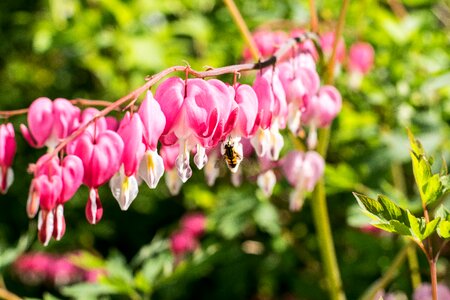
[221, 139, 243, 173]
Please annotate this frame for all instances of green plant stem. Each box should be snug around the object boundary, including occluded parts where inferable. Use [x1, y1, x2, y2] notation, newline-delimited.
[223, 0, 261, 61]
[390, 163, 421, 288]
[309, 0, 349, 299]
[311, 177, 345, 300]
[360, 241, 413, 300]
[406, 243, 421, 289]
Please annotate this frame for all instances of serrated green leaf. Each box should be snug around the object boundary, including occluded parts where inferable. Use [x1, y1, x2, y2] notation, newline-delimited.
[423, 218, 440, 239]
[411, 152, 432, 196]
[422, 174, 443, 205]
[353, 192, 409, 225]
[354, 193, 384, 219]
[435, 205, 450, 220]
[389, 220, 412, 236]
[407, 129, 423, 155]
[372, 223, 395, 232]
[378, 195, 408, 223]
[407, 211, 439, 240]
[440, 175, 450, 193]
[408, 211, 424, 240]
[438, 220, 450, 238]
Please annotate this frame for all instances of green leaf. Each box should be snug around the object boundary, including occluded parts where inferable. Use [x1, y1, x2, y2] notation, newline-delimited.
[353, 193, 384, 220]
[377, 195, 408, 223]
[407, 128, 425, 156]
[253, 202, 280, 235]
[440, 175, 450, 193]
[435, 205, 450, 220]
[353, 192, 409, 224]
[372, 220, 411, 236]
[390, 220, 411, 235]
[0, 231, 32, 271]
[407, 211, 439, 240]
[422, 174, 443, 205]
[61, 283, 118, 299]
[423, 218, 440, 240]
[438, 220, 450, 239]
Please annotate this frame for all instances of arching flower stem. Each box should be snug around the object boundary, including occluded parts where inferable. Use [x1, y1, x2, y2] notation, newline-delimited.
[309, 0, 349, 300]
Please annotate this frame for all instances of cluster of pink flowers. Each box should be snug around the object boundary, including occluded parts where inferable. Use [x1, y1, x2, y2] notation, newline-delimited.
[170, 213, 206, 259]
[0, 29, 352, 245]
[13, 252, 103, 286]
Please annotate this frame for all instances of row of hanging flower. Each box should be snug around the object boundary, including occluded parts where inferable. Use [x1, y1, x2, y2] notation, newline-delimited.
[0, 30, 374, 246]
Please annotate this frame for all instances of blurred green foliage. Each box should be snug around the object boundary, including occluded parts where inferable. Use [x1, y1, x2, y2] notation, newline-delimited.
[0, 0, 449, 299]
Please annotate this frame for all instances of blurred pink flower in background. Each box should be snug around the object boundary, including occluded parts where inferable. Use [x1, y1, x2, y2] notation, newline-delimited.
[170, 212, 206, 261]
[320, 32, 346, 64]
[348, 42, 375, 74]
[347, 42, 375, 89]
[282, 150, 325, 211]
[180, 213, 207, 238]
[13, 252, 104, 287]
[413, 283, 450, 300]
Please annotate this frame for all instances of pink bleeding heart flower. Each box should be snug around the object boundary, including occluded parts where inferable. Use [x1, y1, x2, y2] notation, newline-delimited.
[27, 154, 83, 244]
[302, 86, 342, 149]
[348, 42, 375, 74]
[231, 83, 259, 139]
[347, 42, 375, 89]
[251, 68, 287, 160]
[290, 29, 319, 62]
[413, 283, 450, 300]
[243, 30, 289, 61]
[26, 154, 61, 219]
[110, 112, 145, 211]
[20, 98, 80, 149]
[180, 213, 206, 238]
[72, 130, 124, 224]
[36, 174, 63, 246]
[105, 116, 119, 131]
[278, 61, 320, 135]
[160, 144, 182, 195]
[138, 91, 166, 190]
[156, 77, 232, 182]
[282, 150, 324, 211]
[0, 123, 16, 194]
[320, 32, 346, 64]
[170, 230, 198, 257]
[53, 155, 84, 241]
[257, 169, 277, 198]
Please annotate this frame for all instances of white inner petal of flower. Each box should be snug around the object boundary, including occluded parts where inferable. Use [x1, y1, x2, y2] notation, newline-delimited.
[194, 144, 208, 170]
[138, 149, 165, 189]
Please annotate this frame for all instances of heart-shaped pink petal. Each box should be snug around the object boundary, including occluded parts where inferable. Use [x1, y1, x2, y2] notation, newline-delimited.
[73, 130, 124, 188]
[60, 155, 84, 203]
